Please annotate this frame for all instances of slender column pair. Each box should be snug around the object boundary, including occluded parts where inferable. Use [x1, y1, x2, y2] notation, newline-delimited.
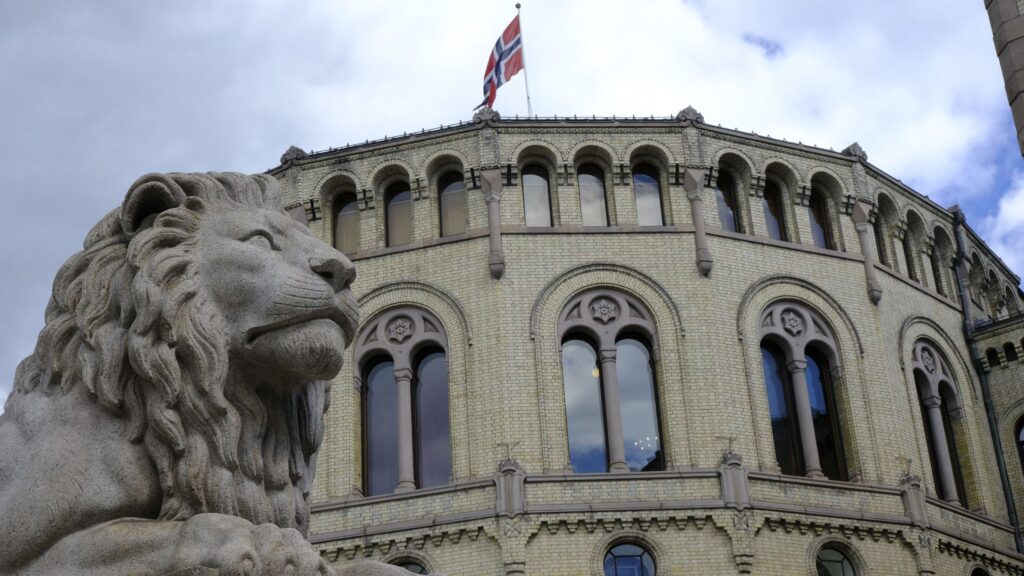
[921, 394, 961, 504]
[786, 358, 825, 478]
[599, 347, 629, 472]
[852, 200, 883, 304]
[394, 366, 417, 492]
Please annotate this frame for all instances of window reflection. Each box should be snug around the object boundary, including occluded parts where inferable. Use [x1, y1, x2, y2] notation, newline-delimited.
[415, 351, 451, 489]
[616, 338, 663, 471]
[761, 341, 803, 475]
[438, 172, 466, 237]
[715, 172, 742, 232]
[577, 164, 609, 226]
[522, 165, 552, 227]
[808, 190, 833, 249]
[365, 360, 399, 496]
[334, 193, 360, 255]
[632, 164, 664, 226]
[603, 543, 656, 576]
[806, 350, 846, 481]
[815, 547, 855, 576]
[762, 182, 786, 241]
[562, 338, 608, 473]
[386, 182, 412, 247]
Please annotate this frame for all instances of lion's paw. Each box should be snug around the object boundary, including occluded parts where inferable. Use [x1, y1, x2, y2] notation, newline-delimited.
[174, 513, 334, 576]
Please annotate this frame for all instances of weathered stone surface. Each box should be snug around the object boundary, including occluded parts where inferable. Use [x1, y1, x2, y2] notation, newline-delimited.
[0, 172, 401, 575]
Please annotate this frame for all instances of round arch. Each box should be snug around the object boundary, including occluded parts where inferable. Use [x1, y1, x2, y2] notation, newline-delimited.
[589, 529, 667, 576]
[805, 535, 871, 576]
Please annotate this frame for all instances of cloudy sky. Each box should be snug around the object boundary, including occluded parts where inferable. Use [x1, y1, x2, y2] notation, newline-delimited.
[1, 0, 1022, 408]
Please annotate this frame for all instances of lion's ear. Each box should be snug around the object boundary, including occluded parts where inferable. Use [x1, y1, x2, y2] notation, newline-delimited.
[121, 173, 188, 238]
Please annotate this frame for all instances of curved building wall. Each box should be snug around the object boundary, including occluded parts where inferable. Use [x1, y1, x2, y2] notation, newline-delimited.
[272, 112, 1024, 575]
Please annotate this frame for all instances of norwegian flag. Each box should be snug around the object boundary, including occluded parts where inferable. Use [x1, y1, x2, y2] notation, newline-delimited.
[480, 15, 524, 109]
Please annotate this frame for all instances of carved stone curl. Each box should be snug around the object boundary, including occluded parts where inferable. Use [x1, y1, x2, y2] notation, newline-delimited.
[0, 172, 409, 575]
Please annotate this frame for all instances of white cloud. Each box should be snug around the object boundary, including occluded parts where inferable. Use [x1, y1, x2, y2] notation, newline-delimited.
[982, 172, 1024, 279]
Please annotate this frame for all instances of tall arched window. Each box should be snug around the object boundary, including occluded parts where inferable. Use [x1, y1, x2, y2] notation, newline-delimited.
[808, 190, 834, 249]
[761, 340, 803, 475]
[603, 543, 655, 576]
[815, 546, 856, 576]
[1005, 343, 1019, 363]
[872, 216, 889, 266]
[759, 302, 849, 480]
[559, 290, 663, 474]
[385, 182, 412, 247]
[902, 233, 918, 281]
[522, 164, 552, 227]
[632, 164, 664, 226]
[987, 348, 1001, 368]
[356, 309, 451, 495]
[333, 193, 360, 255]
[763, 181, 787, 241]
[913, 341, 970, 506]
[438, 171, 466, 237]
[715, 172, 742, 233]
[1016, 419, 1024, 491]
[562, 337, 608, 473]
[578, 164, 609, 226]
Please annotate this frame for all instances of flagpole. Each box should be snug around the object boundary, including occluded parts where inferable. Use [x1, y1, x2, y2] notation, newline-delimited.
[516, 3, 534, 117]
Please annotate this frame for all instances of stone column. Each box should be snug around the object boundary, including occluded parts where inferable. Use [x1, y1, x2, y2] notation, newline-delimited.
[922, 394, 959, 504]
[852, 200, 883, 304]
[481, 167, 505, 279]
[786, 358, 824, 478]
[599, 347, 629, 472]
[394, 366, 416, 492]
[683, 168, 713, 276]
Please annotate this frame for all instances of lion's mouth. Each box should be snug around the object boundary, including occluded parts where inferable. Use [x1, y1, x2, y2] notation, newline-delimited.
[244, 301, 357, 347]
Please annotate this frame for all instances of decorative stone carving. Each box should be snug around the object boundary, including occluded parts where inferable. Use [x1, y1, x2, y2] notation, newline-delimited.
[781, 310, 805, 336]
[590, 298, 619, 324]
[386, 317, 415, 343]
[921, 348, 936, 373]
[473, 105, 501, 123]
[0, 172, 405, 575]
[676, 105, 705, 124]
[842, 141, 868, 163]
[281, 145, 308, 165]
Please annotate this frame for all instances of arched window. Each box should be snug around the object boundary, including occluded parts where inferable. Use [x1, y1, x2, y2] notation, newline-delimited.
[1016, 419, 1024, 491]
[761, 340, 803, 475]
[578, 164, 609, 226]
[902, 233, 918, 281]
[987, 348, 1001, 367]
[562, 337, 608, 474]
[970, 569, 990, 576]
[333, 193, 360, 255]
[715, 172, 742, 233]
[808, 190, 834, 249]
[559, 290, 663, 473]
[930, 253, 945, 296]
[815, 546, 856, 576]
[763, 181, 787, 241]
[385, 182, 412, 247]
[632, 164, 664, 226]
[1005, 343, 1019, 363]
[356, 309, 451, 495]
[913, 341, 970, 506]
[872, 216, 889, 266]
[522, 164, 552, 227]
[603, 543, 655, 576]
[364, 359, 399, 497]
[393, 561, 428, 574]
[438, 171, 466, 237]
[759, 302, 849, 480]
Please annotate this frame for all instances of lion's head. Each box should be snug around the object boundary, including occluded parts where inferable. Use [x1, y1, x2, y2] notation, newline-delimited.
[10, 172, 358, 534]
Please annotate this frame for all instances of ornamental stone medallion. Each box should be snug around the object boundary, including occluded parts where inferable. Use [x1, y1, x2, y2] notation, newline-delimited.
[386, 316, 415, 343]
[590, 298, 619, 324]
[922, 348, 936, 373]
[781, 310, 805, 336]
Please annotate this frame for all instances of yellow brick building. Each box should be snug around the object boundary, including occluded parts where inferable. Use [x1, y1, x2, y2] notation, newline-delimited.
[270, 107, 1024, 575]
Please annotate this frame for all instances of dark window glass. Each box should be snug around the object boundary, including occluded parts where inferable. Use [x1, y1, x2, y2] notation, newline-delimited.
[763, 182, 786, 241]
[807, 350, 847, 481]
[562, 338, 608, 473]
[1016, 420, 1024, 498]
[617, 338, 664, 471]
[365, 360, 399, 496]
[522, 165, 552, 227]
[939, 385, 969, 506]
[761, 341, 803, 475]
[987, 348, 1001, 367]
[1005, 343, 1019, 363]
[873, 218, 889, 266]
[815, 547, 856, 576]
[902, 234, 918, 281]
[632, 164, 664, 226]
[333, 193, 359, 255]
[394, 561, 428, 574]
[414, 351, 451, 489]
[578, 164, 609, 226]
[603, 543, 656, 576]
[438, 172, 466, 237]
[715, 172, 742, 232]
[930, 255, 945, 295]
[386, 182, 412, 247]
[970, 570, 990, 576]
[808, 190, 833, 249]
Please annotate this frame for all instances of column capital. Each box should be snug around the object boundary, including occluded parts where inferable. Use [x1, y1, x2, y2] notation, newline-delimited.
[393, 367, 414, 382]
[786, 359, 807, 373]
[921, 394, 942, 409]
[599, 348, 617, 363]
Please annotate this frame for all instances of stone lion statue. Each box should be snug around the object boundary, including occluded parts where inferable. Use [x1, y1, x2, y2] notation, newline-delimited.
[0, 173, 414, 576]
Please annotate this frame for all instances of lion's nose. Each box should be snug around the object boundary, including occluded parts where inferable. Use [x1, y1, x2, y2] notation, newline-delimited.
[309, 255, 355, 293]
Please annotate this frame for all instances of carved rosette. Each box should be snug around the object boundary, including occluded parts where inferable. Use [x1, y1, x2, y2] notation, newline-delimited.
[781, 310, 805, 336]
[590, 298, 619, 324]
[386, 317, 414, 343]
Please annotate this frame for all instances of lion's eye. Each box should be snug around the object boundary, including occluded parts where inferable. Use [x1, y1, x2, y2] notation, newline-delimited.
[242, 231, 277, 251]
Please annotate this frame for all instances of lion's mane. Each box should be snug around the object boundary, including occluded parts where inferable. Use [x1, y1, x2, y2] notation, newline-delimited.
[9, 172, 328, 534]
